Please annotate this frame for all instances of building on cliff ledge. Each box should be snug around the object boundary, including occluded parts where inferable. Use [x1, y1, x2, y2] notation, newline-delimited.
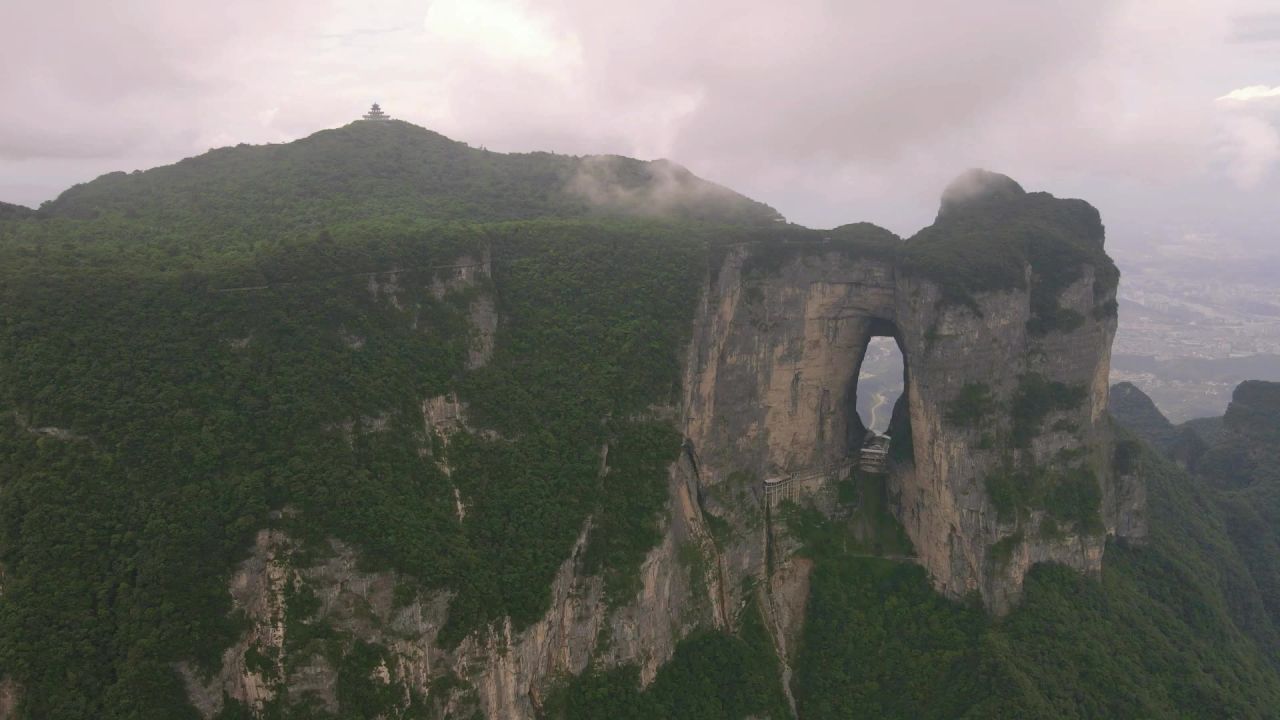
[859, 433, 890, 474]
[762, 460, 856, 509]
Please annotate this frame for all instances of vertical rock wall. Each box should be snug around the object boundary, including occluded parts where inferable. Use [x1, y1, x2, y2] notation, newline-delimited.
[683, 175, 1145, 615]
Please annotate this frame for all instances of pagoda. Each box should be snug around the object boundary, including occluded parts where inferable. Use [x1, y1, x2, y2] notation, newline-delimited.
[362, 103, 390, 121]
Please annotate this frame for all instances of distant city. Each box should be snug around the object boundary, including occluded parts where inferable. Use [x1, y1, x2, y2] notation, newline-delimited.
[1110, 243, 1280, 421]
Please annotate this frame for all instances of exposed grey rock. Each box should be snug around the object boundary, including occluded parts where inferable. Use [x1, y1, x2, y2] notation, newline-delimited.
[684, 222, 1142, 615]
[184, 448, 714, 719]
[0, 677, 20, 720]
[466, 295, 498, 369]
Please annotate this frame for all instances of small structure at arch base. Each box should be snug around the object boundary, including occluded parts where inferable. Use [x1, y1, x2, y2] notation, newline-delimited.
[859, 433, 891, 474]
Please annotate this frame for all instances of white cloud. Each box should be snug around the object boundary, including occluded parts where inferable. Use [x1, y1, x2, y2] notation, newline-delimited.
[1217, 85, 1280, 102]
[1213, 81, 1280, 190]
[423, 0, 581, 72]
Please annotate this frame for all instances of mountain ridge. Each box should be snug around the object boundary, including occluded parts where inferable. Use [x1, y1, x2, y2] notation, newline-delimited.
[33, 120, 784, 231]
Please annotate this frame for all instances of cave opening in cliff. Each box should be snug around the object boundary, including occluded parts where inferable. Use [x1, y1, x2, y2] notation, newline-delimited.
[846, 318, 910, 464]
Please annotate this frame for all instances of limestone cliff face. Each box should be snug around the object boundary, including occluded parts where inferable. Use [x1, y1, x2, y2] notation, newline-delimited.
[684, 244, 898, 477]
[182, 457, 718, 720]
[684, 172, 1145, 614]
[894, 266, 1134, 610]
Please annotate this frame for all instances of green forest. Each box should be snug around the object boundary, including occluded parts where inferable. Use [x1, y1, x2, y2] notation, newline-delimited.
[0, 213, 721, 716]
[547, 430, 1280, 719]
[3, 121, 1280, 718]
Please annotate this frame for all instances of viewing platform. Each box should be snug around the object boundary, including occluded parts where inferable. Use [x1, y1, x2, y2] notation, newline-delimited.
[763, 460, 854, 508]
[859, 434, 891, 473]
[762, 434, 893, 508]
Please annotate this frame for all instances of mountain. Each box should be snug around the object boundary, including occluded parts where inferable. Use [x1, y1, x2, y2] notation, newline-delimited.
[1197, 381, 1280, 489]
[1110, 380, 1280, 669]
[40, 120, 782, 232]
[2, 122, 1280, 719]
[1110, 381, 1181, 453]
[1109, 380, 1213, 468]
[0, 203, 31, 221]
[1118, 380, 1280, 488]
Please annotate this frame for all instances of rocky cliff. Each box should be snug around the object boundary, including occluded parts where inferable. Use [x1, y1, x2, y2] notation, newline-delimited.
[684, 171, 1145, 618]
[181, 473, 715, 720]
[182, 171, 1145, 718]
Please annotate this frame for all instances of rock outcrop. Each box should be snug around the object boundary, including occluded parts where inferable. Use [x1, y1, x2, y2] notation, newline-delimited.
[0, 678, 20, 720]
[684, 171, 1144, 614]
[1109, 381, 1211, 470]
[1110, 381, 1180, 453]
[1196, 380, 1280, 488]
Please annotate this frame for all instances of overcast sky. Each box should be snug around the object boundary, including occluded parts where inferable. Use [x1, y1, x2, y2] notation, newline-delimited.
[2, 0, 1278, 255]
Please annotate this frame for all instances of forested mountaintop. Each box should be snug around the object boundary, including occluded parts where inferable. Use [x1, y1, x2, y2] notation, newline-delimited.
[38, 120, 783, 232]
[1, 121, 1278, 719]
[0, 203, 31, 221]
[901, 168, 1118, 317]
[1108, 381, 1280, 673]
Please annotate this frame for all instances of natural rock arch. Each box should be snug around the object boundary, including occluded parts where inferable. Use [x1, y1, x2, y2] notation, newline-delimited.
[842, 316, 906, 447]
[681, 172, 1144, 618]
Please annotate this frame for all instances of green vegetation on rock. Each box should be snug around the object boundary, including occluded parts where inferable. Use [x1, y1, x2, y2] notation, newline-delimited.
[2, 118, 1274, 720]
[1010, 373, 1087, 446]
[41, 121, 782, 232]
[793, 437, 1280, 719]
[946, 382, 995, 427]
[580, 421, 683, 606]
[899, 170, 1118, 316]
[983, 463, 1102, 534]
[541, 602, 790, 720]
[0, 122, 740, 716]
[1123, 380, 1280, 656]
